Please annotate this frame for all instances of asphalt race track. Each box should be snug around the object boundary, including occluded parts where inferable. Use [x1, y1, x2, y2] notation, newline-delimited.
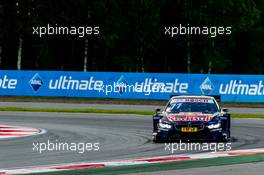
[0, 110, 263, 170]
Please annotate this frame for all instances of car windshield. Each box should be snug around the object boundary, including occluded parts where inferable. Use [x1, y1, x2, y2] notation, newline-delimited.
[166, 98, 219, 113]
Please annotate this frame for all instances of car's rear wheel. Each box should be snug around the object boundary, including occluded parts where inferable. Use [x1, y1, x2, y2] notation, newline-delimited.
[222, 130, 231, 142]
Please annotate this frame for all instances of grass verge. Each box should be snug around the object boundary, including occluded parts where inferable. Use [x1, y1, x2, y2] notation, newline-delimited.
[232, 113, 264, 118]
[0, 107, 263, 118]
[1, 96, 264, 107]
[0, 107, 153, 115]
[22, 154, 264, 175]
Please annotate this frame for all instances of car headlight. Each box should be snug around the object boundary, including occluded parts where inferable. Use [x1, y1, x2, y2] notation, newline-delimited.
[158, 120, 172, 129]
[207, 123, 221, 129]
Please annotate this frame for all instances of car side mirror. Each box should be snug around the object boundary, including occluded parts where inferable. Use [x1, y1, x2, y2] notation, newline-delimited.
[155, 108, 161, 114]
[222, 108, 229, 113]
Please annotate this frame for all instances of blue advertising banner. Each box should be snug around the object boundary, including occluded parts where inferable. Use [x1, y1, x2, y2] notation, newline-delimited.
[0, 70, 263, 102]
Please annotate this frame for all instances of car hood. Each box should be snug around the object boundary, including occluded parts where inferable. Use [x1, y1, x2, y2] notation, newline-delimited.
[166, 112, 220, 122]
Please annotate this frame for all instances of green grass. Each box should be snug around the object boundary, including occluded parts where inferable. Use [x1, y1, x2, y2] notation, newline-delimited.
[0, 107, 263, 118]
[2, 96, 264, 106]
[233, 113, 264, 118]
[22, 154, 264, 175]
[0, 107, 153, 115]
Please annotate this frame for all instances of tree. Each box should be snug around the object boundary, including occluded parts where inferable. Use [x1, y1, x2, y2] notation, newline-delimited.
[0, 0, 263, 74]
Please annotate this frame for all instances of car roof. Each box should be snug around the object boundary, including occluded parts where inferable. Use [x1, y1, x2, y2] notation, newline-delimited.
[168, 95, 220, 110]
[171, 95, 215, 100]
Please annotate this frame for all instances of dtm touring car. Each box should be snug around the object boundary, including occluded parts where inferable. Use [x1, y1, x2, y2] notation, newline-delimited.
[152, 95, 231, 142]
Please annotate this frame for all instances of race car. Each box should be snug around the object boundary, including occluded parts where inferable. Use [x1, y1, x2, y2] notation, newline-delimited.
[152, 95, 231, 142]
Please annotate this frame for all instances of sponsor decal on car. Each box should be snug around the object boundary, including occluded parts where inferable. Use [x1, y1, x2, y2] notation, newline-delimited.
[167, 113, 212, 122]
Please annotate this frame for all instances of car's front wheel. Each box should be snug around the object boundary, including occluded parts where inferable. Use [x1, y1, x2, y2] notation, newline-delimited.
[222, 130, 231, 142]
[152, 132, 161, 143]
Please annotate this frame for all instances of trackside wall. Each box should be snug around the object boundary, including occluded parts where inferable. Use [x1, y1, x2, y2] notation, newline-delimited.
[0, 70, 263, 102]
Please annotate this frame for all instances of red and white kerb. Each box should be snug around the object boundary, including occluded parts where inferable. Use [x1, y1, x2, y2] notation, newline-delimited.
[0, 125, 42, 139]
